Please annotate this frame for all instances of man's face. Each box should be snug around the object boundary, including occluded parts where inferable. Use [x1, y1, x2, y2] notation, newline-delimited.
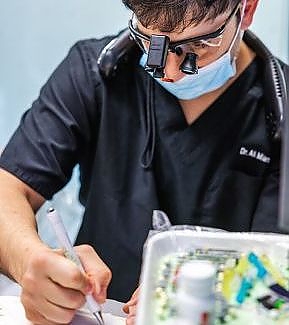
[134, 5, 242, 82]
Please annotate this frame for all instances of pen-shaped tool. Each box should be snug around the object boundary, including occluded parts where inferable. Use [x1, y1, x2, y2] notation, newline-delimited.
[47, 207, 104, 325]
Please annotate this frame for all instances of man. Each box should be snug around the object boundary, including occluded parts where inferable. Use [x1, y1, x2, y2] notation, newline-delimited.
[0, 0, 287, 324]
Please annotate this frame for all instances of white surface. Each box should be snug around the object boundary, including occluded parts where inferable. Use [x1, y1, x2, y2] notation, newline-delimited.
[0, 296, 125, 325]
[102, 299, 127, 318]
[251, 0, 289, 63]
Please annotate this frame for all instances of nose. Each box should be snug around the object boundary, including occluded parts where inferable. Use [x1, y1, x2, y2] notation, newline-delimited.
[163, 52, 185, 82]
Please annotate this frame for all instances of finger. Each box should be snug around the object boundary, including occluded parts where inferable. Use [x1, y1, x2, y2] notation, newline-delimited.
[20, 248, 89, 324]
[25, 248, 91, 294]
[75, 245, 112, 302]
[123, 287, 140, 313]
[40, 279, 86, 309]
[130, 287, 140, 300]
[52, 248, 65, 255]
[128, 305, 137, 317]
[124, 296, 138, 307]
[123, 300, 138, 315]
[123, 299, 137, 314]
[123, 304, 130, 314]
[126, 315, 136, 325]
[126, 303, 138, 325]
[22, 293, 75, 324]
[41, 299, 76, 324]
[87, 272, 110, 303]
[24, 307, 56, 325]
[42, 253, 92, 294]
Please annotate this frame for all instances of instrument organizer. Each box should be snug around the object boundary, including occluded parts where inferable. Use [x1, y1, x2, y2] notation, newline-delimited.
[136, 230, 289, 325]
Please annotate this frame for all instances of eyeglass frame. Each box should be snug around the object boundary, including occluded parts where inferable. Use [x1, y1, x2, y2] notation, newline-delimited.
[128, 1, 241, 54]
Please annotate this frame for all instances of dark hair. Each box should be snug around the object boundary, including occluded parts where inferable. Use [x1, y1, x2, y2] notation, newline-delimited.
[122, 0, 240, 32]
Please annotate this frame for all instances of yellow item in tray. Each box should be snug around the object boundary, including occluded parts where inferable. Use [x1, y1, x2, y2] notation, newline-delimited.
[260, 254, 287, 288]
[234, 255, 249, 276]
[222, 268, 235, 301]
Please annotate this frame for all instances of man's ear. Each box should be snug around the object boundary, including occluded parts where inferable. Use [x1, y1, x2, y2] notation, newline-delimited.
[241, 0, 259, 30]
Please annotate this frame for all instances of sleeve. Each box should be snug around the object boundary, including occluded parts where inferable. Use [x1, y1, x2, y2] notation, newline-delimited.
[0, 41, 100, 199]
[251, 143, 280, 232]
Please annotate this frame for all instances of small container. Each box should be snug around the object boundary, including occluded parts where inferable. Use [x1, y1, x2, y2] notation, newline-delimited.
[175, 261, 216, 325]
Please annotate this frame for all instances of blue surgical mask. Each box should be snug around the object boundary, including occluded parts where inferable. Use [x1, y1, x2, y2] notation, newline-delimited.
[139, 14, 244, 100]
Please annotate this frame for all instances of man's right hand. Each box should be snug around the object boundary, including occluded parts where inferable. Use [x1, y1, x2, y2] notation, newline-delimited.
[0, 170, 112, 324]
[20, 244, 112, 325]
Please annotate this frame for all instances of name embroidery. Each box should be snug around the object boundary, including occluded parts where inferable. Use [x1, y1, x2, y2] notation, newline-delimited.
[239, 147, 271, 164]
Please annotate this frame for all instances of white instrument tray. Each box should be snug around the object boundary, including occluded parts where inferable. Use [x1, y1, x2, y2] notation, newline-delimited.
[136, 230, 289, 325]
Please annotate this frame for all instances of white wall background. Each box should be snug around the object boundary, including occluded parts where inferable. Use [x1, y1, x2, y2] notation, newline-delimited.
[0, 0, 288, 247]
[0, 0, 129, 148]
[251, 0, 289, 63]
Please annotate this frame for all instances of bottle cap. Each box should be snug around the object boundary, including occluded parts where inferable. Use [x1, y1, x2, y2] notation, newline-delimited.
[177, 261, 216, 297]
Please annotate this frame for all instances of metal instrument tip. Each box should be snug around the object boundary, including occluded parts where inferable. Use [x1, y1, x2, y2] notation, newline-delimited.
[92, 311, 105, 325]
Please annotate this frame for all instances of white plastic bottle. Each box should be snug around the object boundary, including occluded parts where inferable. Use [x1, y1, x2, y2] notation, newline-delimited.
[175, 260, 216, 325]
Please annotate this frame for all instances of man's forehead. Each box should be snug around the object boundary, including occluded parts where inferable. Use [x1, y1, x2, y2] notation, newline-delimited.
[136, 10, 229, 42]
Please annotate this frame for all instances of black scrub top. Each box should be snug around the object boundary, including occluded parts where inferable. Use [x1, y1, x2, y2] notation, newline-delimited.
[0, 35, 281, 301]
